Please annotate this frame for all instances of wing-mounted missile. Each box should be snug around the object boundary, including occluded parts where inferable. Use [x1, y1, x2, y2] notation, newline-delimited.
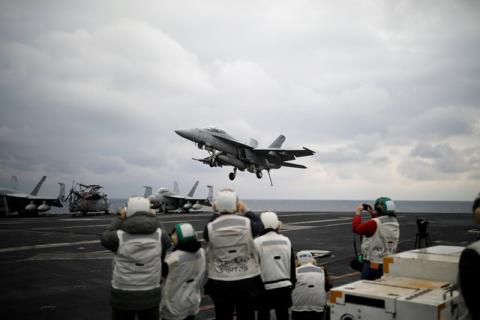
[192, 202, 202, 210]
[25, 201, 37, 212]
[38, 201, 51, 212]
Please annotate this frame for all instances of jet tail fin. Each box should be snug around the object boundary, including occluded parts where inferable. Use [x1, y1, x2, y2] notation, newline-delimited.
[187, 181, 199, 197]
[206, 185, 213, 204]
[269, 135, 286, 148]
[10, 175, 18, 190]
[58, 183, 65, 202]
[173, 181, 180, 194]
[30, 176, 47, 195]
[144, 186, 152, 198]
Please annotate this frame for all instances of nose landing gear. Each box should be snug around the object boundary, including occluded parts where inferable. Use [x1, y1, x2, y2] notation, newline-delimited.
[229, 168, 238, 181]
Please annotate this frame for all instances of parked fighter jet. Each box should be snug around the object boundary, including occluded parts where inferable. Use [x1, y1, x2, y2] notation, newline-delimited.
[175, 127, 315, 185]
[145, 181, 213, 213]
[0, 176, 65, 216]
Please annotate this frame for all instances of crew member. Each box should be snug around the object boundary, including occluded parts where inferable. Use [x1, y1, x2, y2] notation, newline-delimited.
[291, 251, 332, 320]
[254, 211, 296, 320]
[352, 197, 399, 280]
[458, 192, 480, 319]
[203, 189, 264, 320]
[160, 223, 206, 320]
[100, 197, 170, 320]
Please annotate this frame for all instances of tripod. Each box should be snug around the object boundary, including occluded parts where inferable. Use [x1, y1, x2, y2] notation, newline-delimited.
[415, 218, 431, 248]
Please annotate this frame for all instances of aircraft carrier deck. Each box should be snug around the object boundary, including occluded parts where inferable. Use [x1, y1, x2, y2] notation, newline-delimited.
[0, 210, 476, 319]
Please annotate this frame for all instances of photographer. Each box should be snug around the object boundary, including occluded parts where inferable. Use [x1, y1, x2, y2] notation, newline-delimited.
[203, 189, 264, 320]
[100, 197, 170, 320]
[352, 197, 399, 280]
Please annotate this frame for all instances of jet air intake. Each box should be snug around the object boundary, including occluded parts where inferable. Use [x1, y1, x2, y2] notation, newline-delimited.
[217, 155, 246, 170]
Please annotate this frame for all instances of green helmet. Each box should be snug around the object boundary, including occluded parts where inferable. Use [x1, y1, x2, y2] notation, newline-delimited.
[374, 197, 396, 215]
[174, 223, 197, 244]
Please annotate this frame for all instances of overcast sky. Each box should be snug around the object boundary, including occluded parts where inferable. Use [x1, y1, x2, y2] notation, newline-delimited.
[1, 0, 479, 201]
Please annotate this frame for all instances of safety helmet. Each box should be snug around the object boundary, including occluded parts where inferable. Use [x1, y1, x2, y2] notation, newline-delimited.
[260, 211, 280, 230]
[126, 196, 151, 217]
[214, 190, 238, 213]
[296, 250, 315, 265]
[173, 223, 197, 244]
[374, 197, 396, 215]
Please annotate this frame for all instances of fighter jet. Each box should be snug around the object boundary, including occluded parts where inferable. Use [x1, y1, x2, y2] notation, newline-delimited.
[145, 181, 213, 213]
[0, 176, 65, 216]
[175, 127, 315, 185]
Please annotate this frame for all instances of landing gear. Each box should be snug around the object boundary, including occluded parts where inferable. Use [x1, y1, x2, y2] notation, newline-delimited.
[229, 168, 237, 180]
[256, 170, 263, 179]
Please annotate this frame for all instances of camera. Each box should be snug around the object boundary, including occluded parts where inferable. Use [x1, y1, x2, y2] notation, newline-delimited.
[362, 203, 372, 211]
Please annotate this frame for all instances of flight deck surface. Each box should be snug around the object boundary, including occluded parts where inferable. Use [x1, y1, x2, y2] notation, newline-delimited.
[0, 211, 475, 319]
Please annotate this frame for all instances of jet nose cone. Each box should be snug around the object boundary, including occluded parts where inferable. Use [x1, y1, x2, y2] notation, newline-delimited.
[175, 129, 196, 141]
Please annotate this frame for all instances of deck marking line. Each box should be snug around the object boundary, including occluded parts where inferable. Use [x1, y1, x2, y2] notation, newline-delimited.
[0, 240, 100, 253]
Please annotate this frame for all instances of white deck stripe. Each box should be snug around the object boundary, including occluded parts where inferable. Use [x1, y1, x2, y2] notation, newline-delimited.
[0, 240, 100, 253]
[33, 224, 108, 230]
[286, 217, 352, 225]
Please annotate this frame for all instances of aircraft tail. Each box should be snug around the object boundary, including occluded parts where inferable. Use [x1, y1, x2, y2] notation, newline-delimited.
[269, 135, 286, 148]
[173, 181, 180, 194]
[206, 185, 213, 204]
[187, 181, 199, 197]
[30, 176, 47, 195]
[10, 175, 18, 190]
[144, 186, 152, 198]
[58, 183, 65, 202]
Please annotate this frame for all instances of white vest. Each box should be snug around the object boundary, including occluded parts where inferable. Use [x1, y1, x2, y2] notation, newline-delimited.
[291, 263, 326, 312]
[206, 214, 260, 281]
[160, 248, 206, 320]
[361, 216, 399, 264]
[254, 231, 292, 290]
[112, 228, 163, 291]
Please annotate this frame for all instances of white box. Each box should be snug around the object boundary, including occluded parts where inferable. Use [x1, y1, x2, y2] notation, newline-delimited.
[329, 277, 462, 320]
[383, 245, 463, 284]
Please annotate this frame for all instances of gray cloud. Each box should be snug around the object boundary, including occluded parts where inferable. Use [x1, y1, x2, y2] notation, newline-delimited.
[398, 143, 479, 180]
[0, 0, 479, 200]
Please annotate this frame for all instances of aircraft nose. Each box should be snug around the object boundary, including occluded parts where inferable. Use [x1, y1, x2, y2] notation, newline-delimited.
[175, 129, 196, 141]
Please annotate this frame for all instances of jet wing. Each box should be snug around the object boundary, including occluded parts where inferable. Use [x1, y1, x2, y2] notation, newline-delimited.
[27, 195, 63, 207]
[163, 195, 211, 207]
[210, 133, 254, 149]
[254, 147, 315, 161]
[5, 194, 63, 207]
[185, 197, 212, 206]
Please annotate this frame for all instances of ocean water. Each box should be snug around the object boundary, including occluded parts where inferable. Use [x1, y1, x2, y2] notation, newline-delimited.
[98, 199, 472, 214]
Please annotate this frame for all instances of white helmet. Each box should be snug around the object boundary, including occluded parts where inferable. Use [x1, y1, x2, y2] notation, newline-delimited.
[214, 190, 238, 213]
[261, 211, 280, 230]
[296, 250, 315, 265]
[126, 196, 151, 217]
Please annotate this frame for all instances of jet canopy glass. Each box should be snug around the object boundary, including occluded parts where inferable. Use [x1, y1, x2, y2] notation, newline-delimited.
[205, 126, 226, 134]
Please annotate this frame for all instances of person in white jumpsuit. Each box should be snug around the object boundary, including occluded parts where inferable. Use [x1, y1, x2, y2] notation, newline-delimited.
[254, 211, 296, 320]
[160, 223, 206, 320]
[291, 251, 332, 320]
